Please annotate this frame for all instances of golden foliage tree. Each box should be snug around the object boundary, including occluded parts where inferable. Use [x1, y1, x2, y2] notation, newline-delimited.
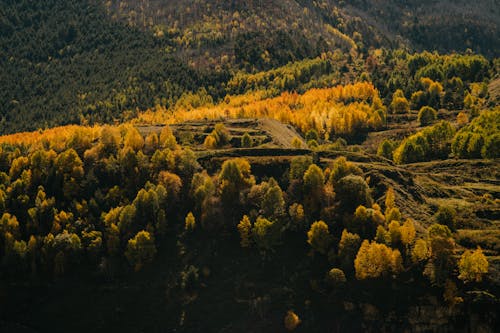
[458, 247, 489, 283]
[125, 230, 157, 271]
[354, 240, 403, 280]
[237, 215, 252, 248]
[307, 221, 333, 255]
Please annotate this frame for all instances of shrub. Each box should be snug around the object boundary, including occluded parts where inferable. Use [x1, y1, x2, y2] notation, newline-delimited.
[418, 106, 437, 126]
[377, 139, 397, 160]
[241, 133, 253, 148]
[434, 206, 457, 231]
[326, 268, 347, 288]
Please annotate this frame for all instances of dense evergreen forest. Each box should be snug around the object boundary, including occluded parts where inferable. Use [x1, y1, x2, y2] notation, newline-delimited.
[0, 0, 499, 332]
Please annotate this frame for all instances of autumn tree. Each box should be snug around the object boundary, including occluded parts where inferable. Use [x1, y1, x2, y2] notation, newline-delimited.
[354, 240, 403, 280]
[252, 217, 279, 252]
[288, 203, 305, 230]
[458, 247, 488, 283]
[205, 123, 231, 148]
[125, 230, 157, 271]
[412, 239, 430, 264]
[124, 126, 145, 152]
[291, 137, 303, 148]
[99, 126, 121, 156]
[159, 126, 177, 149]
[237, 215, 252, 248]
[144, 132, 159, 154]
[185, 212, 196, 231]
[54, 149, 84, 200]
[307, 221, 333, 255]
[326, 268, 347, 289]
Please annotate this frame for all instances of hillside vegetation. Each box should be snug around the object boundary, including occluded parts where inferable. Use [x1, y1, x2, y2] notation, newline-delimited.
[0, 1, 499, 332]
[1, 0, 499, 135]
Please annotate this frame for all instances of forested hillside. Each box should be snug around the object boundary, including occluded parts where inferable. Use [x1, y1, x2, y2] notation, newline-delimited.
[0, 0, 226, 134]
[110, 0, 500, 65]
[0, 2, 499, 331]
[1, 0, 499, 134]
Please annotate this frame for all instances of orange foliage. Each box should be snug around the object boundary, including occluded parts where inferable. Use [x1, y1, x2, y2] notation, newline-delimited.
[135, 82, 384, 137]
[0, 125, 101, 150]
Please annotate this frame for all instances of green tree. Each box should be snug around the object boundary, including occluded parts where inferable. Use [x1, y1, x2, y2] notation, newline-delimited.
[424, 224, 455, 285]
[377, 139, 396, 160]
[434, 205, 457, 231]
[289, 156, 311, 180]
[303, 164, 325, 215]
[261, 180, 286, 219]
[338, 229, 362, 273]
[335, 175, 372, 213]
[328, 156, 362, 185]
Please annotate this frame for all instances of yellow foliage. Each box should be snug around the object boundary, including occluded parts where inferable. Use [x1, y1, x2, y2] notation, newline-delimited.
[284, 310, 301, 331]
[354, 240, 402, 279]
[237, 215, 252, 248]
[185, 212, 196, 231]
[400, 219, 416, 246]
[0, 125, 100, 149]
[135, 82, 383, 137]
[458, 247, 489, 283]
[411, 239, 430, 263]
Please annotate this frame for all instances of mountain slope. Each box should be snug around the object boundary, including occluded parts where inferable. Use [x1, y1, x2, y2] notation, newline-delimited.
[0, 0, 225, 134]
[108, 0, 500, 69]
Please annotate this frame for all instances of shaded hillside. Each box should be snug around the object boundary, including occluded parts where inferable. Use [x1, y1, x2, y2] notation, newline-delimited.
[0, 0, 226, 134]
[0, 118, 498, 332]
[108, 0, 500, 69]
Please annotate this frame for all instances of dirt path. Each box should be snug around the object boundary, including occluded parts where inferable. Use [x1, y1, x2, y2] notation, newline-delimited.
[258, 118, 305, 148]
